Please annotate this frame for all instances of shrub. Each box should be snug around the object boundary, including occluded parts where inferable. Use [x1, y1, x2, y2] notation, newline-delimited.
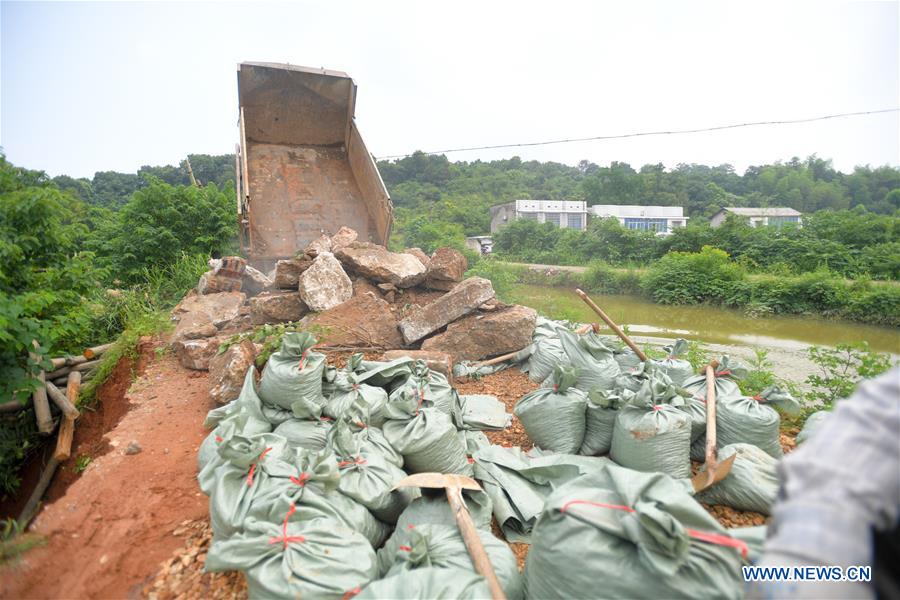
[642, 247, 745, 305]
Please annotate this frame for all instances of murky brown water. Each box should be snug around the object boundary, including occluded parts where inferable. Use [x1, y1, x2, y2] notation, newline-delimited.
[507, 284, 900, 354]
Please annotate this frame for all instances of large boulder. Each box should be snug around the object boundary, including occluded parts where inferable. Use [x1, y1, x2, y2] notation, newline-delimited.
[249, 291, 308, 325]
[272, 256, 314, 289]
[298, 252, 353, 312]
[208, 339, 257, 404]
[305, 234, 333, 258]
[421, 304, 537, 362]
[404, 247, 431, 269]
[197, 256, 247, 295]
[330, 226, 359, 252]
[335, 242, 427, 288]
[174, 336, 223, 371]
[302, 292, 403, 349]
[398, 277, 495, 345]
[241, 265, 272, 296]
[172, 292, 247, 327]
[425, 247, 467, 290]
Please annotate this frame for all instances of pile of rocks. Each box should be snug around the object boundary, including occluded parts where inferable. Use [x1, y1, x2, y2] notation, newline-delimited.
[170, 226, 537, 405]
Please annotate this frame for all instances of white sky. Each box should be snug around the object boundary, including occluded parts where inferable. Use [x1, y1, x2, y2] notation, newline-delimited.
[2, 0, 898, 178]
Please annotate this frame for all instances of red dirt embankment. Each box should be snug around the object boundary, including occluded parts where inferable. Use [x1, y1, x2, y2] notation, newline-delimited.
[0, 341, 213, 599]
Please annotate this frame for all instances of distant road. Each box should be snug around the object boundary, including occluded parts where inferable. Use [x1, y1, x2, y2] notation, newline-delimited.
[500, 261, 897, 286]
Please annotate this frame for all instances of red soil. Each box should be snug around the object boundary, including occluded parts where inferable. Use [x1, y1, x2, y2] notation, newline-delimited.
[0, 339, 215, 599]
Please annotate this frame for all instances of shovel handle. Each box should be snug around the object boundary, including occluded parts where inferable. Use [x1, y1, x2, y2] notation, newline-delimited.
[703, 360, 721, 486]
[445, 486, 507, 600]
[575, 289, 647, 362]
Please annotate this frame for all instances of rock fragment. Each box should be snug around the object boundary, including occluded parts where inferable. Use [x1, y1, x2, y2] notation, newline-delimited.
[335, 242, 427, 288]
[398, 277, 495, 344]
[249, 291, 308, 325]
[297, 252, 353, 312]
[421, 304, 537, 362]
[208, 340, 257, 404]
[302, 292, 403, 349]
[272, 256, 314, 289]
[425, 247, 467, 290]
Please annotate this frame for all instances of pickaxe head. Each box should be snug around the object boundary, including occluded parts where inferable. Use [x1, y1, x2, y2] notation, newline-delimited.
[392, 472, 483, 492]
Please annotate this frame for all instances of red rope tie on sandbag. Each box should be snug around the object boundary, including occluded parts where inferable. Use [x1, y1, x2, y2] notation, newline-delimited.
[752, 395, 763, 401]
[714, 370, 732, 377]
[246, 447, 273, 487]
[268, 504, 305, 549]
[215, 435, 223, 443]
[298, 349, 309, 370]
[553, 384, 559, 392]
[467, 456, 475, 464]
[352, 383, 360, 391]
[338, 456, 367, 469]
[685, 528, 749, 559]
[290, 472, 311, 487]
[415, 388, 425, 416]
[353, 420, 368, 429]
[399, 545, 412, 552]
[559, 500, 748, 558]
[342, 587, 361, 600]
[652, 405, 663, 411]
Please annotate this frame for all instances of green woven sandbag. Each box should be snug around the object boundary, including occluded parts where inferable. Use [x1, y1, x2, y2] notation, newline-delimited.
[207, 433, 301, 539]
[377, 524, 524, 600]
[258, 332, 326, 410]
[524, 465, 744, 600]
[205, 515, 377, 599]
[557, 329, 621, 393]
[681, 356, 747, 402]
[730, 526, 768, 563]
[711, 386, 799, 459]
[324, 377, 389, 428]
[797, 410, 829, 444]
[610, 378, 692, 478]
[580, 389, 624, 456]
[696, 443, 779, 515]
[652, 339, 694, 387]
[200, 367, 273, 473]
[273, 418, 332, 451]
[382, 386, 472, 476]
[396, 490, 494, 532]
[680, 395, 707, 444]
[526, 336, 567, 383]
[243, 447, 390, 549]
[356, 566, 491, 600]
[458, 394, 511, 431]
[328, 418, 416, 524]
[472, 445, 612, 543]
[514, 366, 587, 454]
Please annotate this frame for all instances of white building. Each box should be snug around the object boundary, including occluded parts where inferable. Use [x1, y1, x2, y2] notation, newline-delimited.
[710, 207, 802, 228]
[588, 204, 688, 235]
[490, 200, 588, 233]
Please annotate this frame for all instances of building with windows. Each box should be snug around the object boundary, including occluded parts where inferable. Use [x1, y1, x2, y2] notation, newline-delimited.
[588, 205, 687, 235]
[710, 207, 802, 228]
[490, 200, 588, 233]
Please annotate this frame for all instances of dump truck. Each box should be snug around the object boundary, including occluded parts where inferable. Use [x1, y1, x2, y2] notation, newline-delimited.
[235, 62, 393, 270]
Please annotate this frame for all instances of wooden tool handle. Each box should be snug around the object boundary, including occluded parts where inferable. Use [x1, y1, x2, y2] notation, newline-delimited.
[575, 289, 647, 362]
[703, 360, 720, 487]
[445, 486, 507, 600]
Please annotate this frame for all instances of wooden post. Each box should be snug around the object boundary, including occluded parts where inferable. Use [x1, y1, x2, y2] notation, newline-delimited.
[18, 458, 60, 527]
[82, 343, 113, 360]
[50, 354, 88, 370]
[45, 381, 80, 420]
[53, 373, 80, 462]
[31, 341, 54, 435]
[46, 359, 99, 380]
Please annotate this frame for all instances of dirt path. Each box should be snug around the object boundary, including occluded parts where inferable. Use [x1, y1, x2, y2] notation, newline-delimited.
[0, 343, 213, 599]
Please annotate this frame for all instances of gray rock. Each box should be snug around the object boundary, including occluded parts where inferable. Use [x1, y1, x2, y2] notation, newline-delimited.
[421, 304, 537, 362]
[242, 265, 272, 296]
[305, 234, 333, 258]
[335, 242, 427, 288]
[398, 277, 495, 344]
[298, 252, 353, 312]
[124, 441, 142, 455]
[172, 291, 246, 328]
[403, 247, 431, 269]
[426, 247, 467, 289]
[208, 339, 257, 404]
[173, 336, 222, 371]
[249, 291, 308, 325]
[272, 256, 314, 289]
[330, 226, 359, 252]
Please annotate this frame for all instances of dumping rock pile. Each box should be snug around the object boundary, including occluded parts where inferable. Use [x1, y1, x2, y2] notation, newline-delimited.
[169, 227, 538, 406]
[184, 230, 805, 598]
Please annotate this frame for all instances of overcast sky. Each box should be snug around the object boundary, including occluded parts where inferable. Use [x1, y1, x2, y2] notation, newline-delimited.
[2, 1, 898, 178]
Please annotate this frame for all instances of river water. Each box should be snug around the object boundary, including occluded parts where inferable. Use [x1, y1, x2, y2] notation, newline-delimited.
[507, 284, 900, 354]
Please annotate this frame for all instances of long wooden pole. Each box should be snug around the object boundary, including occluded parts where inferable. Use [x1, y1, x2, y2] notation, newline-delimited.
[83, 343, 113, 360]
[46, 359, 99, 381]
[703, 359, 721, 488]
[45, 381, 80, 420]
[445, 485, 507, 600]
[574, 289, 648, 362]
[30, 342, 54, 435]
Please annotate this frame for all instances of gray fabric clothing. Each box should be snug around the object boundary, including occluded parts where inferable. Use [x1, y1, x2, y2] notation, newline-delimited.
[751, 367, 900, 600]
